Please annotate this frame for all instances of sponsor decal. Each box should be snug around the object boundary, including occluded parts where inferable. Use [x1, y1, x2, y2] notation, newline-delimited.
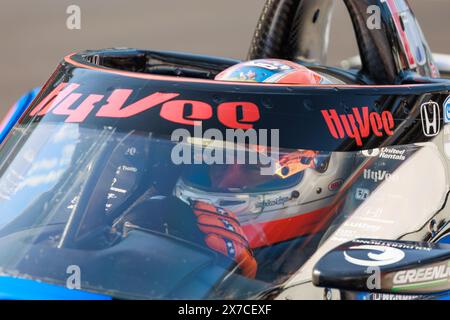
[351, 239, 432, 252]
[321, 107, 394, 147]
[392, 261, 450, 289]
[420, 101, 440, 137]
[363, 169, 398, 183]
[247, 60, 292, 71]
[355, 187, 370, 201]
[328, 179, 344, 191]
[361, 207, 383, 219]
[255, 196, 290, 209]
[361, 147, 406, 161]
[444, 96, 450, 123]
[344, 244, 405, 267]
[29, 83, 260, 129]
[343, 221, 381, 233]
[360, 293, 421, 300]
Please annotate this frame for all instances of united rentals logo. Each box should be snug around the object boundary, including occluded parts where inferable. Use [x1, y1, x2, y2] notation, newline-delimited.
[321, 107, 395, 147]
[420, 101, 440, 137]
[361, 147, 407, 161]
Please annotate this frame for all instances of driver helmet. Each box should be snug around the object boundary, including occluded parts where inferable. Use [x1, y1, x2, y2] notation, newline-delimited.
[214, 58, 331, 84]
[175, 59, 353, 249]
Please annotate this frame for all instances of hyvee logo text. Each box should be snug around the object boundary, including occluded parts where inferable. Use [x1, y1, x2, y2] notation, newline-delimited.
[363, 169, 398, 183]
[30, 82, 260, 129]
[321, 107, 394, 146]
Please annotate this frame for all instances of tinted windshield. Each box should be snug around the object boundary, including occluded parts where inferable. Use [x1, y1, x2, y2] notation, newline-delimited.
[1, 54, 449, 298]
[0, 119, 445, 299]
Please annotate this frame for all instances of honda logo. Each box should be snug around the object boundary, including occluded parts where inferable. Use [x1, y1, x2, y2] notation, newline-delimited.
[421, 101, 440, 137]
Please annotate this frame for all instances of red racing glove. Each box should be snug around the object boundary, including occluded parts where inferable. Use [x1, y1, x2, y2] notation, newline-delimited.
[192, 201, 257, 278]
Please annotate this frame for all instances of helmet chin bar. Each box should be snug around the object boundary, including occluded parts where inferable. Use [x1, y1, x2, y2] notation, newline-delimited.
[248, 0, 437, 83]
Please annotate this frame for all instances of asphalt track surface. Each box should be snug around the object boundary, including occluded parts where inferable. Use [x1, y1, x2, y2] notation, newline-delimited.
[0, 0, 449, 117]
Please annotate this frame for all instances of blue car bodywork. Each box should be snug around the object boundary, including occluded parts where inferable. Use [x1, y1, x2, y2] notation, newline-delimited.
[0, 88, 40, 144]
[0, 276, 111, 300]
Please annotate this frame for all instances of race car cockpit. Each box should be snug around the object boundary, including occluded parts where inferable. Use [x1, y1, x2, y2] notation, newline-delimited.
[0, 0, 449, 300]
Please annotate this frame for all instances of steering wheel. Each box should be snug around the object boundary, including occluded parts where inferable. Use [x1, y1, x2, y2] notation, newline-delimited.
[57, 131, 152, 249]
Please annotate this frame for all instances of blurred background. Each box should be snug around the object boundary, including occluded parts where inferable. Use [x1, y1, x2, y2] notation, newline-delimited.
[1, 0, 449, 117]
